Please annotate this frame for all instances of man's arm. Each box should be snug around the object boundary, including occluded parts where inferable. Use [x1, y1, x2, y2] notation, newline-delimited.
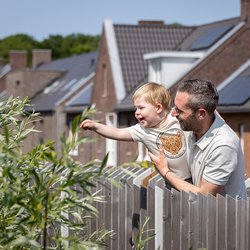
[80, 119, 133, 141]
[148, 146, 224, 196]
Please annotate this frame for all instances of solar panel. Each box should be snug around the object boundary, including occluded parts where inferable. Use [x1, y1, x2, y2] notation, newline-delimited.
[219, 75, 250, 105]
[191, 24, 234, 50]
[67, 85, 92, 107]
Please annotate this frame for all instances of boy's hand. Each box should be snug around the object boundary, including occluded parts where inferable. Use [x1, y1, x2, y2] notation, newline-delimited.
[80, 119, 96, 130]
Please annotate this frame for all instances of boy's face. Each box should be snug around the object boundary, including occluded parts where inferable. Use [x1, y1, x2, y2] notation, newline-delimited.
[134, 97, 163, 128]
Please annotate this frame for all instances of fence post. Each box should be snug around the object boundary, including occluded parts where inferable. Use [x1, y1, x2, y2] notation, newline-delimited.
[155, 177, 166, 250]
[171, 188, 181, 250]
[125, 167, 145, 250]
[132, 168, 152, 247]
[180, 191, 189, 250]
[206, 193, 216, 250]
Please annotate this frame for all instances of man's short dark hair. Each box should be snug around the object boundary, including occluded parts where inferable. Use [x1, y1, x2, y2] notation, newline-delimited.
[177, 79, 219, 115]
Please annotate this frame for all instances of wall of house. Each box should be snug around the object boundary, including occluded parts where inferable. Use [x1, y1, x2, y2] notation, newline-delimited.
[117, 112, 140, 164]
[90, 30, 120, 163]
[0, 75, 6, 92]
[221, 113, 250, 178]
[23, 113, 56, 153]
[6, 70, 61, 98]
[171, 27, 250, 95]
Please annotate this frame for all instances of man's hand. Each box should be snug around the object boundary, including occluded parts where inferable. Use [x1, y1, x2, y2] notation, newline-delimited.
[149, 145, 224, 196]
[148, 145, 170, 177]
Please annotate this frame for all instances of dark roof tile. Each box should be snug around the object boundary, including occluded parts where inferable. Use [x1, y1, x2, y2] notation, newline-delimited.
[114, 24, 195, 94]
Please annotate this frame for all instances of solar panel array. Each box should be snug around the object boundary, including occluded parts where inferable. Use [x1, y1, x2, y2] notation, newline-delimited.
[191, 24, 234, 50]
[219, 74, 250, 105]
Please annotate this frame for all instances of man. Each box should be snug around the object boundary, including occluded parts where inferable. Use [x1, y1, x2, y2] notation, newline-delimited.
[149, 79, 247, 198]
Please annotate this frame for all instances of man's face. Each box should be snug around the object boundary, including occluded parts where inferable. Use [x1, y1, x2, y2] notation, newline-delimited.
[171, 91, 200, 132]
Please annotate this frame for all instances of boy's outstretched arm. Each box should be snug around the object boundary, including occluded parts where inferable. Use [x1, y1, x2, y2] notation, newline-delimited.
[80, 119, 132, 141]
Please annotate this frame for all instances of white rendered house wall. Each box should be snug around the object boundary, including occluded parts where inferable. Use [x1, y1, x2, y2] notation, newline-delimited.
[144, 51, 205, 89]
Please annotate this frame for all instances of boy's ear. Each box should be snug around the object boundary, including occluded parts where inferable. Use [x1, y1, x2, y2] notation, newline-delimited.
[156, 103, 163, 113]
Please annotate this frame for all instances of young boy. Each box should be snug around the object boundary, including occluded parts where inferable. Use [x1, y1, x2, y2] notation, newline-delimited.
[80, 82, 191, 180]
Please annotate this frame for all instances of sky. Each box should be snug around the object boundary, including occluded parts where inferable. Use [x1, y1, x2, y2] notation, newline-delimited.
[1, 0, 240, 41]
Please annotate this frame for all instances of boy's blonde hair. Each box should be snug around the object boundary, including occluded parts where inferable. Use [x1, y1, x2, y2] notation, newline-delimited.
[132, 82, 171, 112]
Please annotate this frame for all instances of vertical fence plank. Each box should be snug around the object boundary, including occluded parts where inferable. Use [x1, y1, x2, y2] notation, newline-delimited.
[180, 191, 189, 250]
[103, 175, 112, 249]
[96, 178, 106, 230]
[155, 177, 165, 250]
[146, 173, 160, 250]
[171, 189, 180, 250]
[110, 170, 126, 250]
[246, 198, 250, 250]
[197, 193, 207, 249]
[89, 177, 99, 235]
[163, 188, 172, 250]
[118, 169, 134, 250]
[125, 168, 144, 250]
[225, 195, 236, 250]
[206, 194, 216, 250]
[132, 168, 152, 247]
[216, 194, 226, 250]
[235, 197, 247, 250]
[188, 192, 198, 250]
[140, 170, 157, 250]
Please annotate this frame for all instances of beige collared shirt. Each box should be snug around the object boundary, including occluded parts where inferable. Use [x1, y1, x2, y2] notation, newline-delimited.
[187, 113, 247, 199]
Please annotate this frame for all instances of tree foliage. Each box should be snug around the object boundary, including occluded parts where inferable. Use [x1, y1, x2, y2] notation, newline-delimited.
[0, 96, 112, 249]
[0, 33, 99, 64]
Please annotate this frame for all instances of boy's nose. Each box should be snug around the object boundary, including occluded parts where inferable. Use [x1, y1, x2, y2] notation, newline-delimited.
[171, 107, 178, 117]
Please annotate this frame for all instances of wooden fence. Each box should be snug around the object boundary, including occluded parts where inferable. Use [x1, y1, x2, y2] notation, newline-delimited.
[89, 168, 250, 250]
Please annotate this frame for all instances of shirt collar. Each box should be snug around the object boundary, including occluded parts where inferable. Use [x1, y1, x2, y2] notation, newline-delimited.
[192, 112, 225, 150]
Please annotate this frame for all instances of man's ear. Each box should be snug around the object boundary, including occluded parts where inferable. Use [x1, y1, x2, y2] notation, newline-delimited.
[197, 108, 206, 119]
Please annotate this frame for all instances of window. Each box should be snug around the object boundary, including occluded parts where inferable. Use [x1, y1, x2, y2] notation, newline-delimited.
[239, 123, 244, 154]
[105, 113, 117, 166]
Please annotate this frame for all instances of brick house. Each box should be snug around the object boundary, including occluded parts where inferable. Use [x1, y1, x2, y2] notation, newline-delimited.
[89, 0, 250, 177]
[1, 0, 250, 178]
[2, 49, 97, 160]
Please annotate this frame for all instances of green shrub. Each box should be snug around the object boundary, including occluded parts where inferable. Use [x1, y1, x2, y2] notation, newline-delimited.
[0, 96, 111, 249]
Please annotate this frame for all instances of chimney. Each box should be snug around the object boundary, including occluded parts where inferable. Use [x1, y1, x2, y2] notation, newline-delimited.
[32, 49, 52, 68]
[9, 50, 27, 70]
[138, 20, 165, 26]
[241, 0, 250, 21]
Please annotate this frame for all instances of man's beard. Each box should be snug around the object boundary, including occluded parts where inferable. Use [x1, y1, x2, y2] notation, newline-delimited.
[178, 119, 193, 131]
[177, 115, 198, 132]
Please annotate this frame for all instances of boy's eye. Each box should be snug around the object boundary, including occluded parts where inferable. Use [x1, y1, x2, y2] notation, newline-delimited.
[135, 106, 144, 110]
